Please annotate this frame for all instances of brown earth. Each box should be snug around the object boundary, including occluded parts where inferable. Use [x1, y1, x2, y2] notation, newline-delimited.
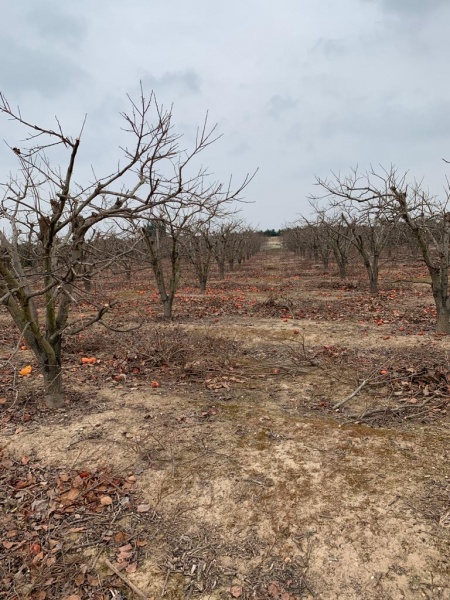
[1, 246, 449, 599]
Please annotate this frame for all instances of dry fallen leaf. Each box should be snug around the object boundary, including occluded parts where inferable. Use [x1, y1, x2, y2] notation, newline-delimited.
[117, 551, 133, 561]
[60, 488, 80, 504]
[126, 562, 137, 573]
[230, 586, 243, 598]
[114, 531, 126, 543]
[136, 504, 151, 513]
[100, 495, 113, 505]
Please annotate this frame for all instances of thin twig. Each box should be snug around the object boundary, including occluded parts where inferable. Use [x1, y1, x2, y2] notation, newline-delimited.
[161, 568, 171, 597]
[103, 557, 150, 599]
[333, 378, 368, 409]
[354, 400, 431, 421]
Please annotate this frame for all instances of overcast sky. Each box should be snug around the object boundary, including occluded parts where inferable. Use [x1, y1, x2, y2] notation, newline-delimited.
[1, 0, 450, 229]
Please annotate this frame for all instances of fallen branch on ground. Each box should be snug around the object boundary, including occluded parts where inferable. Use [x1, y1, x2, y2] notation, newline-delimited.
[103, 557, 150, 599]
[348, 399, 434, 422]
[333, 378, 369, 409]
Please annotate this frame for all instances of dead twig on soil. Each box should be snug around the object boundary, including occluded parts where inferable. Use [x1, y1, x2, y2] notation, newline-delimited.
[348, 399, 434, 423]
[333, 378, 369, 409]
[103, 557, 150, 599]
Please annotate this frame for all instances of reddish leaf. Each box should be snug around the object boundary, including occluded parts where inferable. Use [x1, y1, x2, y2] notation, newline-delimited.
[114, 531, 126, 543]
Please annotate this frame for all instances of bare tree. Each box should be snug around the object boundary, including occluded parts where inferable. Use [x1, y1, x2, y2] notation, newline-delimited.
[314, 165, 450, 332]
[324, 214, 353, 279]
[181, 220, 216, 293]
[0, 89, 251, 406]
[212, 220, 244, 279]
[138, 172, 251, 317]
[341, 207, 394, 294]
[281, 225, 308, 258]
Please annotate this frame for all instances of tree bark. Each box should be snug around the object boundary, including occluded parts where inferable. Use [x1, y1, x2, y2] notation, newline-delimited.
[435, 308, 450, 333]
[217, 260, 225, 280]
[162, 296, 173, 319]
[41, 345, 65, 408]
[432, 276, 450, 333]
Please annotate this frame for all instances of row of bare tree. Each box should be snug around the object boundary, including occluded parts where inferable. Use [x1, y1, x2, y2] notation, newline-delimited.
[0, 89, 257, 406]
[283, 165, 450, 334]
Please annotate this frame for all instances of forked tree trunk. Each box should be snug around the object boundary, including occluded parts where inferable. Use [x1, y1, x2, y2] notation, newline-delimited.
[362, 254, 379, 295]
[333, 248, 348, 279]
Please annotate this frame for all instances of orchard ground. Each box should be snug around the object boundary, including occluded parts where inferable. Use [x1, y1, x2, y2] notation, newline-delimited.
[1, 240, 449, 599]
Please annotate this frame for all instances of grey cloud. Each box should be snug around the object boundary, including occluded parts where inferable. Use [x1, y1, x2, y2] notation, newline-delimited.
[25, 2, 86, 45]
[312, 38, 347, 57]
[285, 123, 302, 143]
[142, 70, 201, 95]
[266, 95, 298, 120]
[0, 36, 88, 98]
[363, 0, 448, 16]
[331, 101, 450, 143]
[230, 142, 249, 156]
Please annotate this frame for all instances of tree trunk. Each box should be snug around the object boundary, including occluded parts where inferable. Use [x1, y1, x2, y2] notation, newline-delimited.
[217, 260, 225, 280]
[338, 262, 347, 279]
[368, 270, 379, 294]
[83, 274, 92, 292]
[364, 255, 379, 294]
[333, 247, 347, 279]
[163, 296, 173, 319]
[41, 346, 64, 408]
[432, 281, 450, 333]
[435, 308, 450, 333]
